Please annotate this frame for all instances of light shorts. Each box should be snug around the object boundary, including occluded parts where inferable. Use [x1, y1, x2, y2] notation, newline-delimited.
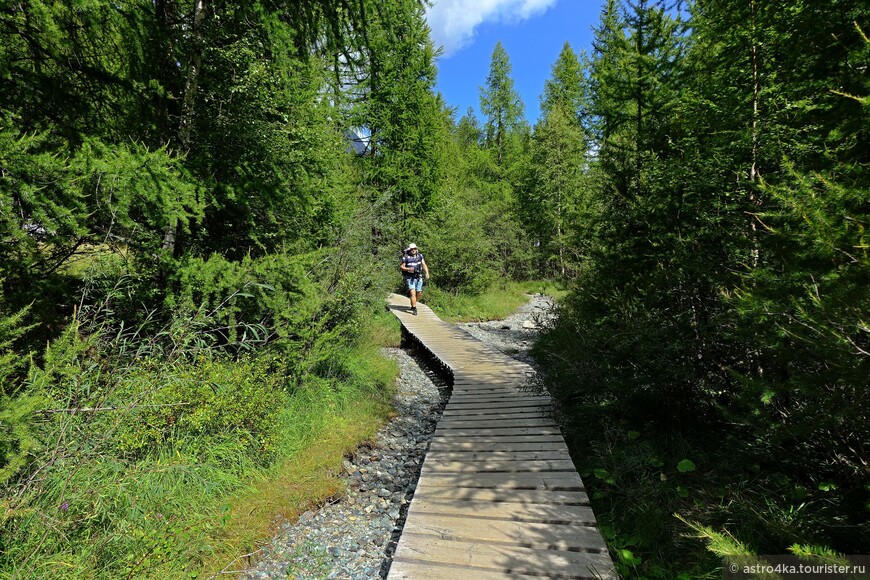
[405, 276, 424, 292]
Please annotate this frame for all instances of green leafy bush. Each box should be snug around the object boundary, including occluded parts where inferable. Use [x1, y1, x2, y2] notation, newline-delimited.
[112, 355, 287, 461]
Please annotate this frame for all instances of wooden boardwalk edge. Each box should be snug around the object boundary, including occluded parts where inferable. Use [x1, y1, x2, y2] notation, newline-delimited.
[385, 294, 616, 579]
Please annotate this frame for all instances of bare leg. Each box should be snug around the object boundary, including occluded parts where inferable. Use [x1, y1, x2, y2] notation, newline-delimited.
[417, 291, 423, 304]
[409, 289, 417, 309]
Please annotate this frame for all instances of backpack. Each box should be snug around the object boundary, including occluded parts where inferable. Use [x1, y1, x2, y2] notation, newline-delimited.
[401, 249, 424, 277]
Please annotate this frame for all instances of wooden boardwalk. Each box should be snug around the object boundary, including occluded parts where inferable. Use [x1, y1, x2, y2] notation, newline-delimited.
[385, 294, 616, 579]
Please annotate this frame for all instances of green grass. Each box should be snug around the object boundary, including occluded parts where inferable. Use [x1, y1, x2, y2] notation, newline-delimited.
[0, 309, 400, 579]
[366, 308, 403, 348]
[201, 349, 397, 576]
[200, 313, 399, 575]
[57, 244, 131, 278]
[426, 279, 567, 322]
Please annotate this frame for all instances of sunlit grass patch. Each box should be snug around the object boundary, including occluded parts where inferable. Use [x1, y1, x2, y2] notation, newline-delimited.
[427, 279, 566, 322]
[365, 308, 402, 348]
[202, 394, 393, 576]
[56, 243, 132, 278]
[201, 330, 398, 576]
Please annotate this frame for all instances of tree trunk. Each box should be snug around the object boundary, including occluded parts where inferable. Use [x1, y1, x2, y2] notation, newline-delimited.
[635, 0, 645, 198]
[154, 0, 178, 141]
[497, 115, 503, 165]
[748, 0, 762, 268]
[178, 0, 206, 151]
[557, 187, 565, 277]
[163, 0, 207, 253]
[747, 0, 764, 379]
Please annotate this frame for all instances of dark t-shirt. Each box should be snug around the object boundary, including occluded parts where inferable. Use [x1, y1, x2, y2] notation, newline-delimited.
[401, 252, 425, 278]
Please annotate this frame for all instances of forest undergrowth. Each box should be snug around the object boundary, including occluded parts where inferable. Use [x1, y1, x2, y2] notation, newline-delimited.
[1, 248, 403, 578]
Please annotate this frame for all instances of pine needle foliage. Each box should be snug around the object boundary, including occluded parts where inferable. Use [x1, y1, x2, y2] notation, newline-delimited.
[532, 0, 870, 575]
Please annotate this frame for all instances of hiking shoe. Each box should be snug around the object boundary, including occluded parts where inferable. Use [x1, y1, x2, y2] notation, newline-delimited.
[412, 307, 417, 315]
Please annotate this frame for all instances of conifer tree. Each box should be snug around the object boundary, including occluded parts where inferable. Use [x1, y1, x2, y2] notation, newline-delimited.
[542, 0, 705, 418]
[479, 41, 525, 165]
[456, 107, 483, 148]
[359, 0, 445, 237]
[540, 42, 588, 125]
[524, 102, 586, 277]
[689, 0, 870, 504]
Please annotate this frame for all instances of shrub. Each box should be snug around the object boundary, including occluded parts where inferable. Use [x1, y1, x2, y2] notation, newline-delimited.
[111, 355, 287, 462]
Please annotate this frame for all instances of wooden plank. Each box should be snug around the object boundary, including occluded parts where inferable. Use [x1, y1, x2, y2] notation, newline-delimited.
[450, 386, 537, 392]
[406, 499, 596, 524]
[388, 560, 555, 580]
[437, 418, 558, 429]
[425, 450, 574, 462]
[428, 439, 568, 452]
[400, 514, 608, 552]
[432, 426, 563, 437]
[438, 414, 553, 424]
[447, 395, 540, 404]
[454, 369, 532, 375]
[453, 386, 551, 396]
[411, 487, 589, 505]
[415, 472, 584, 491]
[447, 394, 544, 401]
[439, 411, 553, 420]
[456, 370, 534, 379]
[452, 377, 530, 382]
[441, 404, 550, 415]
[453, 379, 530, 386]
[439, 414, 553, 423]
[453, 374, 534, 383]
[443, 405, 551, 415]
[392, 536, 616, 579]
[449, 388, 528, 396]
[446, 397, 551, 406]
[454, 372, 531, 378]
[435, 423, 560, 433]
[422, 459, 578, 474]
[451, 384, 530, 390]
[440, 410, 551, 421]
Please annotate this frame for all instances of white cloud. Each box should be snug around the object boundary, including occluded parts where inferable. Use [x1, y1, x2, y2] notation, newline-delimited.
[426, 0, 559, 57]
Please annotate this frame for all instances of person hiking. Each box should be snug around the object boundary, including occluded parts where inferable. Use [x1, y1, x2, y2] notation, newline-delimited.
[400, 243, 429, 315]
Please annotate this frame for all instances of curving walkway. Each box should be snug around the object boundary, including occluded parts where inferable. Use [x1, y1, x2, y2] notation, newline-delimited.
[385, 294, 616, 579]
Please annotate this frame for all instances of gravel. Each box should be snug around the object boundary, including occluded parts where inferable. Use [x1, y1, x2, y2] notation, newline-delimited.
[234, 294, 556, 580]
[456, 293, 557, 368]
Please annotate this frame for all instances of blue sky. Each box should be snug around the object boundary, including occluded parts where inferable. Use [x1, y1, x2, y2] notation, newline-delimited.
[425, 0, 604, 126]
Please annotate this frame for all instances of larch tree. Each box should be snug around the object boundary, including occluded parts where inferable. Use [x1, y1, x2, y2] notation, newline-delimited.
[479, 41, 524, 165]
[525, 101, 586, 277]
[540, 42, 588, 125]
[359, 0, 445, 239]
